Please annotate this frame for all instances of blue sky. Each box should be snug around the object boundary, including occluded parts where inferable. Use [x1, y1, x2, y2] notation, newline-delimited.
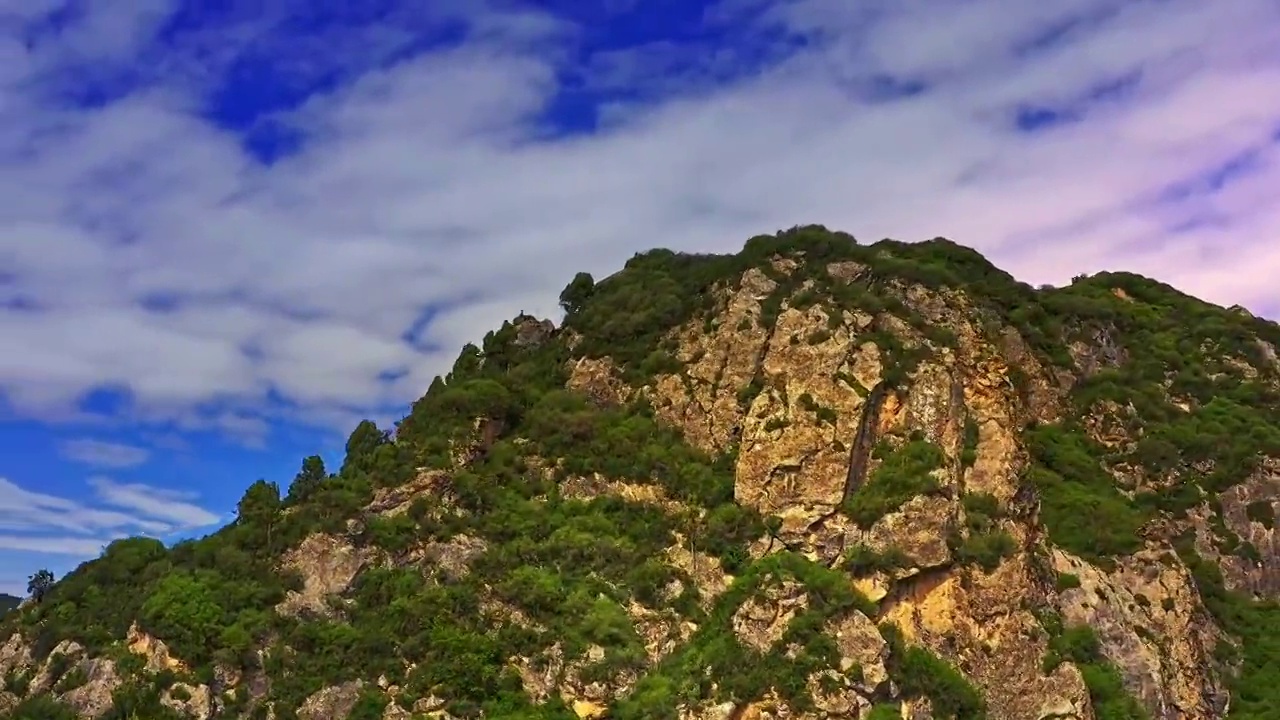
[2, 0, 1279, 596]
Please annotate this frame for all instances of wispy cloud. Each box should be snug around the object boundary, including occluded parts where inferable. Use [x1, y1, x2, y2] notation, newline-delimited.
[0, 474, 222, 556]
[59, 438, 151, 468]
[0, 0, 1278, 447]
[0, 534, 116, 556]
[86, 476, 219, 528]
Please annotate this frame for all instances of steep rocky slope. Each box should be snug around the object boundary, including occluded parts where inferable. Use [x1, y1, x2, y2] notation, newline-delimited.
[3, 226, 1279, 720]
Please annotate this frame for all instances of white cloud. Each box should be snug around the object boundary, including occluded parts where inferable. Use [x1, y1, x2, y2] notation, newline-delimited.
[0, 534, 114, 556]
[1, 0, 1279, 445]
[86, 476, 220, 528]
[0, 474, 222, 555]
[59, 438, 151, 468]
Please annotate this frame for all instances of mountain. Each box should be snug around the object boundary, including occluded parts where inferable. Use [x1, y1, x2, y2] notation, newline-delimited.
[0, 597, 18, 616]
[2, 225, 1279, 720]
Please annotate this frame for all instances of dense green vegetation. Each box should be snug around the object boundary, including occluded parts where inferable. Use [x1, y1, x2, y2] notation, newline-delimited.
[615, 553, 874, 718]
[1176, 541, 1280, 719]
[0, 310, 756, 720]
[842, 438, 946, 528]
[880, 623, 986, 719]
[1024, 425, 1150, 564]
[951, 492, 1017, 572]
[2, 225, 1278, 719]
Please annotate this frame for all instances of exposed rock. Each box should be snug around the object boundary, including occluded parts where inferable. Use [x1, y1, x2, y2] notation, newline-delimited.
[649, 267, 779, 454]
[276, 533, 380, 619]
[212, 651, 272, 714]
[561, 644, 637, 717]
[826, 610, 890, 692]
[1052, 549, 1228, 718]
[513, 642, 638, 720]
[0, 633, 32, 678]
[738, 690, 793, 719]
[679, 691, 803, 720]
[1256, 338, 1279, 367]
[567, 356, 632, 407]
[573, 699, 608, 718]
[127, 622, 188, 673]
[678, 698, 737, 720]
[881, 556, 1094, 720]
[747, 304, 872, 510]
[560, 473, 693, 516]
[2, 632, 204, 720]
[825, 260, 868, 283]
[32, 640, 83, 692]
[410, 533, 487, 580]
[1082, 400, 1137, 452]
[161, 681, 212, 720]
[366, 470, 453, 517]
[635, 270, 1130, 719]
[58, 657, 121, 719]
[625, 601, 696, 664]
[865, 494, 952, 571]
[808, 669, 872, 717]
[483, 595, 546, 632]
[409, 695, 458, 719]
[734, 304, 878, 551]
[771, 256, 800, 274]
[1067, 326, 1129, 378]
[901, 360, 964, 459]
[513, 643, 563, 702]
[1210, 459, 1280, 598]
[297, 680, 364, 720]
[383, 701, 412, 720]
[513, 314, 556, 347]
[450, 415, 507, 467]
[664, 536, 733, 605]
[731, 578, 809, 653]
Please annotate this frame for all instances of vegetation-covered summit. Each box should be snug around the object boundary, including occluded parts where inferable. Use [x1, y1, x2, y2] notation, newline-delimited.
[2, 225, 1279, 720]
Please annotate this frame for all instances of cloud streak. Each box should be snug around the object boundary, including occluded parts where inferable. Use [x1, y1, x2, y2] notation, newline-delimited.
[86, 476, 219, 528]
[0, 0, 1278, 447]
[0, 474, 222, 555]
[59, 438, 151, 468]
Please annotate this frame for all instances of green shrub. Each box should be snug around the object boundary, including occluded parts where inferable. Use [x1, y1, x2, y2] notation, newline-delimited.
[843, 440, 945, 528]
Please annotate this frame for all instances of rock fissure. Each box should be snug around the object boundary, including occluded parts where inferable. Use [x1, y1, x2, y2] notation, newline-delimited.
[841, 380, 892, 505]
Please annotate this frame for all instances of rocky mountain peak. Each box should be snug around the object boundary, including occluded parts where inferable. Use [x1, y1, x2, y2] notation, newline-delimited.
[3, 225, 1279, 720]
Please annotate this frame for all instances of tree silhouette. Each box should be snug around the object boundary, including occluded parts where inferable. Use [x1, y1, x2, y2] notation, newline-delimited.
[27, 568, 54, 603]
[286, 454, 327, 504]
[558, 271, 595, 314]
[237, 479, 282, 553]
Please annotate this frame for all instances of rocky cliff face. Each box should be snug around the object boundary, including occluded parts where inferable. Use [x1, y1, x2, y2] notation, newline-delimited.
[2, 226, 1278, 720]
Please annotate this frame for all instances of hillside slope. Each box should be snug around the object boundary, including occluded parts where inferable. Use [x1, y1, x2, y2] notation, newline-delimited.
[0, 597, 18, 617]
[2, 226, 1279, 720]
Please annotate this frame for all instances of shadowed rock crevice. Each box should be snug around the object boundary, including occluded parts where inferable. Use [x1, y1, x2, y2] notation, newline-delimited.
[841, 380, 892, 506]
